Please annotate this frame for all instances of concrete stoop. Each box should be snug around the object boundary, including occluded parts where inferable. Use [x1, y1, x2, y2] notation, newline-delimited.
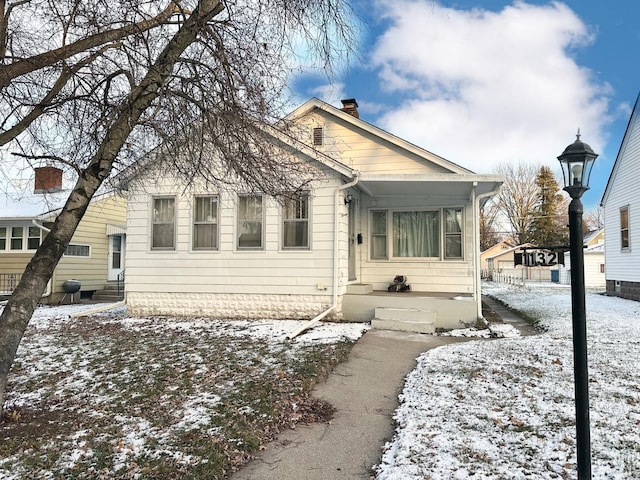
[92, 281, 124, 302]
[371, 306, 436, 334]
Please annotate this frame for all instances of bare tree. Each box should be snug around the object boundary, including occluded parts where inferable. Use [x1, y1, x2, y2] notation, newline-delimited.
[494, 162, 540, 244]
[479, 199, 501, 251]
[584, 205, 605, 230]
[0, 0, 356, 415]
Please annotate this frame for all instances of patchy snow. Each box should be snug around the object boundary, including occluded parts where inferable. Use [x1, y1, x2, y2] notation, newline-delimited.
[376, 283, 640, 479]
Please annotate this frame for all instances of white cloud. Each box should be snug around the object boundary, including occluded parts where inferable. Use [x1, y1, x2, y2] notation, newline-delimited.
[370, 1, 613, 173]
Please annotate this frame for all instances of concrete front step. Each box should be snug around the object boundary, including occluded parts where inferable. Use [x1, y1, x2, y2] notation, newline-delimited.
[92, 293, 124, 302]
[372, 307, 436, 334]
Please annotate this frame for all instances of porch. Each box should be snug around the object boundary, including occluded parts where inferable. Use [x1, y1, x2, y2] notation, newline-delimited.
[341, 284, 477, 333]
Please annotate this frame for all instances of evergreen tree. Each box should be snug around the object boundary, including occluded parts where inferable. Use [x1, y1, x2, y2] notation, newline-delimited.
[529, 166, 568, 246]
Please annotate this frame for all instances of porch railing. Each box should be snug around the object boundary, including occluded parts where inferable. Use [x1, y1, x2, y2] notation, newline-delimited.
[117, 270, 125, 298]
[0, 273, 22, 295]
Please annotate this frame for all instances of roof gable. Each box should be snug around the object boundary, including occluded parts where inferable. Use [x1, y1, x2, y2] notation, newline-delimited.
[287, 98, 474, 176]
[601, 92, 640, 206]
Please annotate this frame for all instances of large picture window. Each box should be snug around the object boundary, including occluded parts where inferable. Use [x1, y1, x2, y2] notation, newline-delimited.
[152, 197, 175, 250]
[370, 208, 464, 260]
[393, 211, 439, 258]
[193, 196, 219, 250]
[283, 194, 310, 249]
[237, 195, 263, 249]
[621, 205, 630, 250]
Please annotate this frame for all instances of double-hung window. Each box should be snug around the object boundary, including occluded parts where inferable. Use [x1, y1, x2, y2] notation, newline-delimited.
[621, 205, 630, 250]
[152, 196, 176, 250]
[10, 227, 23, 250]
[444, 208, 463, 258]
[283, 194, 310, 249]
[371, 211, 388, 259]
[27, 226, 41, 250]
[193, 195, 219, 250]
[0, 227, 5, 250]
[237, 194, 263, 249]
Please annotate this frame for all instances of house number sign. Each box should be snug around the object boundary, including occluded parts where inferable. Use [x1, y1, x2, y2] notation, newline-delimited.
[516, 249, 565, 267]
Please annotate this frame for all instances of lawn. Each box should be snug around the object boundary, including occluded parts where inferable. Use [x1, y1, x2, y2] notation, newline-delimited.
[0, 304, 368, 479]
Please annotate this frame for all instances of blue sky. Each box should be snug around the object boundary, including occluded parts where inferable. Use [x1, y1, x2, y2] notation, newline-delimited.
[293, 0, 640, 210]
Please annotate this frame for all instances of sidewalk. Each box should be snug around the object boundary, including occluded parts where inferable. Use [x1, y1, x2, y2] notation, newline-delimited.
[231, 300, 536, 480]
[231, 330, 473, 480]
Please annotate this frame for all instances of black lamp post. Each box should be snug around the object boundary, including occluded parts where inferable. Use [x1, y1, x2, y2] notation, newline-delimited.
[557, 132, 598, 479]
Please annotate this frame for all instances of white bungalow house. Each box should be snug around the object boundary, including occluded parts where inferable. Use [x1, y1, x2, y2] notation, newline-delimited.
[122, 98, 503, 332]
[601, 92, 640, 300]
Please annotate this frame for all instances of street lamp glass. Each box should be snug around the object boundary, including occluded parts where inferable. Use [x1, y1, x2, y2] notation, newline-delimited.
[557, 134, 598, 197]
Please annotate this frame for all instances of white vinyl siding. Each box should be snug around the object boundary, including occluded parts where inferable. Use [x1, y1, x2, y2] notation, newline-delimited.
[152, 197, 176, 250]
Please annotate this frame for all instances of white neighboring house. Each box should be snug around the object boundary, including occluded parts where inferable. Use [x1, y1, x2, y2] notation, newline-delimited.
[122, 98, 503, 332]
[602, 92, 640, 300]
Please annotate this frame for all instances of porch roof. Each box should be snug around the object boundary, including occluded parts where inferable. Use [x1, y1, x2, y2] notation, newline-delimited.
[356, 174, 503, 200]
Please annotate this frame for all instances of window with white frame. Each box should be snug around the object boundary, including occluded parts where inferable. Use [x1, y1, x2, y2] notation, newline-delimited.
[237, 194, 263, 249]
[0, 226, 42, 251]
[370, 211, 388, 259]
[193, 195, 219, 250]
[27, 226, 41, 250]
[10, 226, 23, 250]
[152, 196, 176, 250]
[621, 205, 630, 250]
[370, 208, 464, 260]
[283, 194, 310, 249]
[444, 208, 463, 258]
[65, 244, 90, 257]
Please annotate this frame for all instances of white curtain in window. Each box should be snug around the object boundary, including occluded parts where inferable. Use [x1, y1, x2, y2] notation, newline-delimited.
[393, 211, 439, 257]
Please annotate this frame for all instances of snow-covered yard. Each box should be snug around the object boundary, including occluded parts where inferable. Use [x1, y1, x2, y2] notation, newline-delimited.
[376, 283, 640, 479]
[0, 303, 368, 479]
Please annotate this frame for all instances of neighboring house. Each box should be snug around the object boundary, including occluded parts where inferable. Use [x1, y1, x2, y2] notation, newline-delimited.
[0, 166, 127, 303]
[122, 98, 503, 332]
[554, 229, 605, 288]
[602, 92, 640, 300]
[482, 242, 553, 282]
[480, 239, 516, 275]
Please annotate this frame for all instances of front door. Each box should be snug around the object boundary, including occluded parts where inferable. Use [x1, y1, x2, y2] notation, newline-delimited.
[108, 234, 125, 281]
[348, 199, 356, 281]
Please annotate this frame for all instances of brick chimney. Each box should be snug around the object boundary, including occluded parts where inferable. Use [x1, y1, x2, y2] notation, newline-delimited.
[34, 166, 63, 194]
[340, 98, 359, 118]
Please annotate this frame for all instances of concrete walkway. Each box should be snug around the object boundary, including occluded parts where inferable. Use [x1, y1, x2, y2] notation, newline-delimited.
[231, 330, 473, 480]
[232, 300, 536, 480]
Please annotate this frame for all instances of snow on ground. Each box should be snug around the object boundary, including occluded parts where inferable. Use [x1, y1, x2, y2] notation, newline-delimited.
[376, 283, 640, 480]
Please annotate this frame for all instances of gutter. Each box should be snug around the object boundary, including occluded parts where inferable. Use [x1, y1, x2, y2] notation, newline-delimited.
[69, 300, 126, 318]
[472, 182, 502, 321]
[31, 219, 53, 298]
[287, 172, 360, 340]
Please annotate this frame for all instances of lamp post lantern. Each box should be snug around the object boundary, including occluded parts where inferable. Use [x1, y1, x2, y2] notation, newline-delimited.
[557, 132, 598, 479]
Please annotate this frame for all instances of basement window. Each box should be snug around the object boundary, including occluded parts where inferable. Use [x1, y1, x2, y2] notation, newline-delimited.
[64, 244, 90, 257]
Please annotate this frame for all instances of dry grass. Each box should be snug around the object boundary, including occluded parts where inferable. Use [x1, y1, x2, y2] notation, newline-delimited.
[0, 309, 356, 479]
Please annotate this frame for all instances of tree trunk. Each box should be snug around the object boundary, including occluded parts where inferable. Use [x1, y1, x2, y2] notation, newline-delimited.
[0, 0, 223, 417]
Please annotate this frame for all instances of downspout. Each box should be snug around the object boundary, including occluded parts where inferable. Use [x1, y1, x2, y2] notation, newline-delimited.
[31, 219, 53, 298]
[287, 172, 360, 340]
[472, 183, 502, 321]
